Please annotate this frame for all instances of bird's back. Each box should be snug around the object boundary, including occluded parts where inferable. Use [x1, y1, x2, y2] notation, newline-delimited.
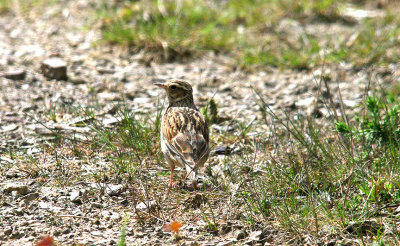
[161, 106, 209, 169]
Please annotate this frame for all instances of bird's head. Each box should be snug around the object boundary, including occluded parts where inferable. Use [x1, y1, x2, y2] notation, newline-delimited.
[154, 79, 193, 104]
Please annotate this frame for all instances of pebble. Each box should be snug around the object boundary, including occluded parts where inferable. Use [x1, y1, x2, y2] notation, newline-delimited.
[38, 202, 49, 209]
[106, 184, 124, 196]
[296, 97, 315, 107]
[40, 57, 68, 80]
[68, 76, 88, 84]
[70, 190, 82, 204]
[135, 201, 156, 212]
[215, 146, 231, 155]
[3, 183, 29, 195]
[90, 231, 103, 237]
[212, 125, 234, 132]
[4, 69, 26, 80]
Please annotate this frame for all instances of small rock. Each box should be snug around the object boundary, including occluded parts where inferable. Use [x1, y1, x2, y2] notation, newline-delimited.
[234, 229, 248, 240]
[91, 231, 103, 237]
[4, 69, 26, 80]
[212, 125, 234, 132]
[96, 67, 115, 74]
[215, 146, 231, 155]
[70, 190, 82, 204]
[136, 201, 157, 212]
[13, 208, 25, 216]
[133, 97, 151, 104]
[296, 97, 315, 107]
[3, 183, 29, 195]
[38, 201, 49, 209]
[106, 184, 124, 196]
[41, 57, 68, 80]
[342, 99, 358, 108]
[69, 76, 88, 84]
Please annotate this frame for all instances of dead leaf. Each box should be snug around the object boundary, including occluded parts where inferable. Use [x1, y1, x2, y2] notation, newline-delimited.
[163, 221, 183, 233]
[37, 235, 54, 246]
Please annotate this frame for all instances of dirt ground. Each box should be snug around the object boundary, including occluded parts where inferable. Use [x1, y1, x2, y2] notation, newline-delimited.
[1, 1, 399, 245]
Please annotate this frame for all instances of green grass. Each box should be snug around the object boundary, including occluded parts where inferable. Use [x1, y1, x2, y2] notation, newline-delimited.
[0, 0, 58, 15]
[80, 105, 163, 179]
[98, 0, 400, 69]
[12, 79, 400, 243]
[117, 216, 129, 246]
[239, 86, 400, 243]
[0, 0, 10, 13]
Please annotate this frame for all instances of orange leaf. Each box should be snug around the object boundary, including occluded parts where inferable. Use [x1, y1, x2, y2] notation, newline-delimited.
[37, 236, 54, 246]
[163, 221, 183, 233]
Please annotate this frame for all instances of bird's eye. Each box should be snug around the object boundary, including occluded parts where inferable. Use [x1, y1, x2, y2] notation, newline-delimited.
[170, 85, 177, 89]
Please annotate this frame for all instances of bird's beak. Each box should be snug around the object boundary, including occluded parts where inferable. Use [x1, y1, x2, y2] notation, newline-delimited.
[154, 82, 167, 90]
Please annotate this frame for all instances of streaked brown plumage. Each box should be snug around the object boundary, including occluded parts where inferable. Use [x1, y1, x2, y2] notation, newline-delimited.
[154, 79, 209, 188]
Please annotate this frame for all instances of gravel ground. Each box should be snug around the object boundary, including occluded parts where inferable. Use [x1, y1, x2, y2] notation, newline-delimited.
[1, 1, 400, 245]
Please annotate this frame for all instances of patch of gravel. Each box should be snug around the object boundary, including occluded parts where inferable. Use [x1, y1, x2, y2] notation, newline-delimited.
[1, 1, 400, 245]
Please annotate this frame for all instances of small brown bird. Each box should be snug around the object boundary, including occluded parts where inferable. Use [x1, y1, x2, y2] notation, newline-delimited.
[154, 79, 209, 188]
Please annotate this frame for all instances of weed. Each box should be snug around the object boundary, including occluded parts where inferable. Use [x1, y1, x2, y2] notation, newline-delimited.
[82, 105, 162, 177]
[337, 95, 400, 148]
[117, 216, 129, 246]
[201, 200, 218, 233]
[201, 98, 219, 125]
[241, 89, 400, 240]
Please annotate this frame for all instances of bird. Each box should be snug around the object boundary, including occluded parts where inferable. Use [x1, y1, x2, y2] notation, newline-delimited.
[154, 79, 210, 188]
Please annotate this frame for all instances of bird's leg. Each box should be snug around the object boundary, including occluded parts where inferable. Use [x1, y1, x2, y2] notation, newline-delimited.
[169, 165, 175, 189]
[164, 166, 175, 198]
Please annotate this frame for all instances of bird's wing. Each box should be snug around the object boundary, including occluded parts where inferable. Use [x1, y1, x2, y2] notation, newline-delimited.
[162, 107, 209, 170]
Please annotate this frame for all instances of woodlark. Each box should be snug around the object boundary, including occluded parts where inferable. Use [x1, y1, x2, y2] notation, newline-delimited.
[154, 79, 210, 188]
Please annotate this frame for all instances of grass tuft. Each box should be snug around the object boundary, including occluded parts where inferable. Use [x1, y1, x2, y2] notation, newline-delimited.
[98, 0, 400, 69]
[240, 89, 400, 241]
